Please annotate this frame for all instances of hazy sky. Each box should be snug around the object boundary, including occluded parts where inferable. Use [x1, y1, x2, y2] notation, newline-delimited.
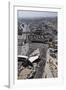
[17, 10, 57, 19]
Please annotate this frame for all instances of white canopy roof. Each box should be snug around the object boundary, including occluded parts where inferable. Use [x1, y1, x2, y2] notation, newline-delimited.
[18, 55, 28, 59]
[29, 55, 39, 63]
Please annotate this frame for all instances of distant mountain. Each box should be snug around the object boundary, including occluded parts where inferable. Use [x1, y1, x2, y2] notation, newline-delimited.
[18, 17, 57, 24]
